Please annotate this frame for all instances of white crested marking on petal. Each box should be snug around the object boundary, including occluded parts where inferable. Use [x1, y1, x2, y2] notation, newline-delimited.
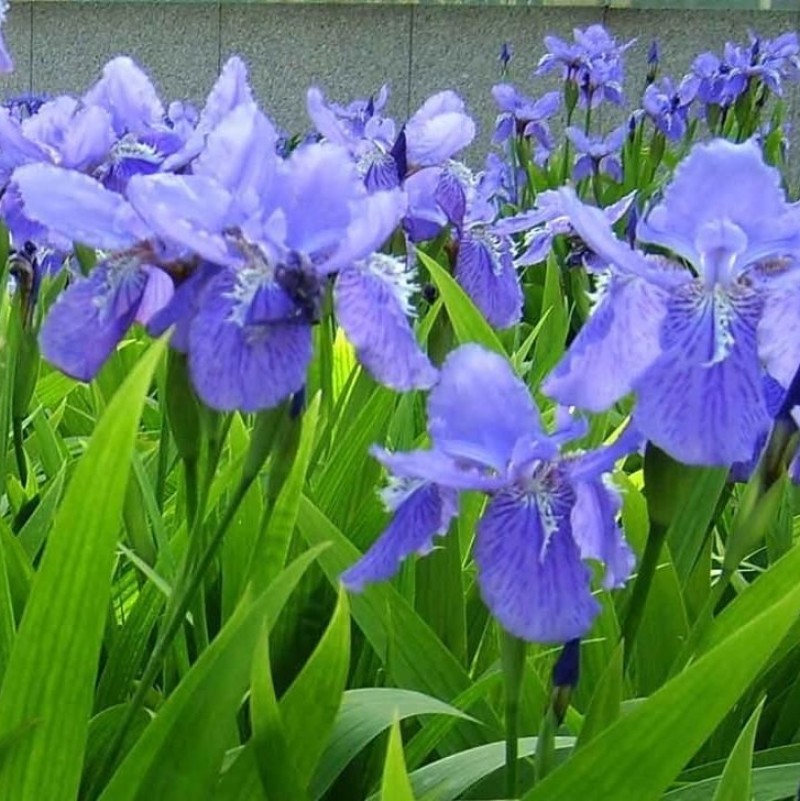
[380, 475, 426, 512]
[706, 285, 737, 366]
[469, 225, 506, 277]
[222, 240, 275, 326]
[359, 252, 418, 317]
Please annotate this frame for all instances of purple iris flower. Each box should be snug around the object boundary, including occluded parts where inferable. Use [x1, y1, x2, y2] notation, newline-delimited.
[11, 163, 175, 381]
[0, 1, 13, 74]
[491, 84, 560, 163]
[495, 190, 634, 268]
[427, 162, 523, 328]
[543, 138, 800, 467]
[537, 25, 634, 108]
[126, 102, 435, 410]
[565, 125, 627, 182]
[342, 344, 638, 643]
[723, 31, 800, 96]
[642, 76, 696, 141]
[308, 87, 476, 191]
[687, 52, 747, 108]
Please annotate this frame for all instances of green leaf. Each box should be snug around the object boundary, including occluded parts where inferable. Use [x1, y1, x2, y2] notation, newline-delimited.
[16, 466, 65, 560]
[280, 585, 350, 789]
[311, 689, 474, 800]
[532, 252, 568, 381]
[374, 737, 573, 801]
[381, 720, 415, 801]
[296, 495, 500, 748]
[666, 762, 800, 801]
[250, 625, 308, 801]
[576, 642, 623, 749]
[0, 534, 16, 686]
[0, 337, 166, 801]
[711, 699, 764, 801]
[248, 392, 321, 592]
[97, 546, 325, 801]
[416, 250, 505, 355]
[521, 581, 800, 801]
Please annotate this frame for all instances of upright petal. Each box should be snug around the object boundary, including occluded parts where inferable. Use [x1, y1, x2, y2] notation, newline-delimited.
[40, 260, 148, 381]
[406, 91, 475, 166]
[341, 482, 457, 590]
[135, 266, 174, 324]
[543, 274, 668, 411]
[428, 344, 538, 471]
[475, 490, 599, 643]
[633, 286, 769, 465]
[13, 163, 148, 249]
[83, 56, 165, 136]
[334, 260, 438, 391]
[188, 270, 312, 411]
[455, 230, 522, 329]
[637, 139, 792, 265]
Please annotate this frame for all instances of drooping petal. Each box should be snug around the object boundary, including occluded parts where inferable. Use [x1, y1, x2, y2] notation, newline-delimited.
[758, 281, 800, 388]
[341, 482, 458, 590]
[428, 344, 538, 471]
[13, 163, 148, 249]
[455, 230, 522, 329]
[40, 260, 148, 381]
[334, 261, 438, 391]
[543, 274, 668, 411]
[188, 270, 312, 412]
[571, 479, 634, 589]
[147, 262, 221, 352]
[633, 285, 769, 466]
[135, 266, 174, 324]
[475, 490, 599, 643]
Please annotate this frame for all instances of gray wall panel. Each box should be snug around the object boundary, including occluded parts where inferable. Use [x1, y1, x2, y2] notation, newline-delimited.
[3, 3, 31, 96]
[30, 3, 220, 103]
[220, 4, 413, 134]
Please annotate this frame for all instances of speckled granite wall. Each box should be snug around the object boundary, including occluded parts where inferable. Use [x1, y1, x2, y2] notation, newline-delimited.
[2, 3, 799, 170]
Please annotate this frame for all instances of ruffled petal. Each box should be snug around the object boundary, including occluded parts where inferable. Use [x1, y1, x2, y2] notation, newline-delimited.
[543, 274, 668, 411]
[334, 263, 438, 391]
[633, 285, 769, 466]
[428, 344, 538, 471]
[126, 173, 236, 265]
[475, 490, 599, 643]
[571, 480, 634, 589]
[341, 482, 458, 590]
[83, 56, 165, 136]
[187, 270, 312, 412]
[405, 91, 475, 166]
[13, 163, 148, 249]
[637, 139, 792, 265]
[455, 231, 522, 329]
[40, 261, 148, 381]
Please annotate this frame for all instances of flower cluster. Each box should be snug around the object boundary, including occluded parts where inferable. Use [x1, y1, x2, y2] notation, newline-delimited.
[5, 20, 800, 648]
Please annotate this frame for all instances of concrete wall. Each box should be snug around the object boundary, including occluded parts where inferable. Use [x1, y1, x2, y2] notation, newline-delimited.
[3, 3, 800, 168]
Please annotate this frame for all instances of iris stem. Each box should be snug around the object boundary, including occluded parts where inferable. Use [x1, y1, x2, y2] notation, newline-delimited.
[501, 631, 526, 798]
[535, 705, 559, 784]
[621, 520, 668, 670]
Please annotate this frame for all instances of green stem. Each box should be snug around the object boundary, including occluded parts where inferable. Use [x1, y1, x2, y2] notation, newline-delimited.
[501, 632, 526, 799]
[621, 521, 668, 669]
[183, 456, 200, 531]
[155, 414, 170, 513]
[12, 416, 26, 487]
[535, 706, 559, 784]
